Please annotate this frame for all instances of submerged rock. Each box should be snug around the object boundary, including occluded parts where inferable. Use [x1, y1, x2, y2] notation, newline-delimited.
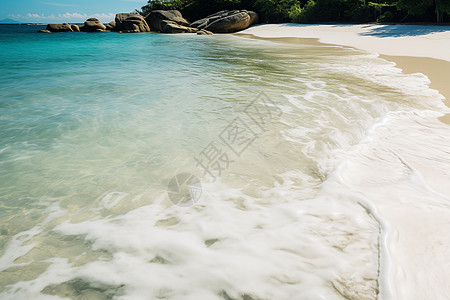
[145, 10, 189, 32]
[190, 10, 258, 33]
[83, 18, 106, 32]
[115, 13, 150, 32]
[38, 29, 52, 33]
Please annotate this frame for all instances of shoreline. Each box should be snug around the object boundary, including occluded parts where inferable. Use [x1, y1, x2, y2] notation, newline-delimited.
[238, 24, 450, 124]
[236, 24, 450, 300]
[379, 55, 450, 123]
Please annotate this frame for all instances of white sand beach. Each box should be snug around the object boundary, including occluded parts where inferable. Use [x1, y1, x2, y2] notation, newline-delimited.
[240, 24, 450, 300]
[241, 24, 450, 123]
[241, 24, 450, 61]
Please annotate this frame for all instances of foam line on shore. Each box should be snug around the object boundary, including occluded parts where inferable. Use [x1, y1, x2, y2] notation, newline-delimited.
[238, 24, 450, 124]
[236, 25, 450, 299]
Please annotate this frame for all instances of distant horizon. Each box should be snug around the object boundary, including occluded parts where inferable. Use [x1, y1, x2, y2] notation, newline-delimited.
[0, 14, 117, 24]
[0, 0, 147, 23]
[0, 18, 98, 24]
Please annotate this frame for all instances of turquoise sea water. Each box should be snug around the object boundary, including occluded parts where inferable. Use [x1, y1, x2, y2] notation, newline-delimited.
[1, 25, 449, 299]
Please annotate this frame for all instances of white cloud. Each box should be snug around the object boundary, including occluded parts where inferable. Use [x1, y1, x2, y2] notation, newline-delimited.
[8, 12, 115, 23]
[26, 13, 46, 19]
[43, 2, 77, 7]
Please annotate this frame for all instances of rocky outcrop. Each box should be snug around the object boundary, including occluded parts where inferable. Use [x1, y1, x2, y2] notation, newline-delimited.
[105, 21, 116, 31]
[83, 18, 106, 32]
[70, 24, 80, 32]
[46, 23, 73, 32]
[197, 29, 213, 35]
[161, 20, 198, 33]
[248, 11, 259, 25]
[206, 11, 250, 33]
[115, 13, 150, 32]
[39, 9, 254, 34]
[38, 30, 52, 33]
[145, 10, 189, 32]
[190, 10, 258, 33]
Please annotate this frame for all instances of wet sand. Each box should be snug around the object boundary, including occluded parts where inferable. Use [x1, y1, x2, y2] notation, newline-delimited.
[237, 27, 450, 124]
[236, 25, 450, 300]
[380, 55, 450, 124]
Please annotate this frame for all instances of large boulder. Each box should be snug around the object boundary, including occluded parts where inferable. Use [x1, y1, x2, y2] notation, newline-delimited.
[161, 20, 198, 33]
[197, 29, 214, 35]
[115, 13, 150, 32]
[105, 21, 116, 31]
[190, 10, 258, 33]
[189, 10, 228, 29]
[46, 23, 73, 32]
[70, 24, 80, 32]
[145, 10, 189, 32]
[206, 11, 250, 33]
[83, 18, 106, 32]
[248, 11, 259, 25]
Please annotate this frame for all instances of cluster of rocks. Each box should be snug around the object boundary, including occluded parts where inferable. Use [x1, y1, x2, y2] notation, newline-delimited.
[39, 10, 258, 35]
[38, 14, 149, 33]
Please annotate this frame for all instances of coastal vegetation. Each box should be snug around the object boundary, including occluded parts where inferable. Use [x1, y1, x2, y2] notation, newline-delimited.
[137, 0, 450, 23]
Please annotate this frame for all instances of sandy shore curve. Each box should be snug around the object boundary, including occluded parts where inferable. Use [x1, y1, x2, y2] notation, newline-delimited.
[240, 24, 450, 123]
[238, 24, 450, 300]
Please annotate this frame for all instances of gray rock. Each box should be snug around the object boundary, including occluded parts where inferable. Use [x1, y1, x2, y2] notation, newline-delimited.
[190, 10, 229, 29]
[161, 20, 198, 33]
[83, 18, 106, 32]
[38, 29, 52, 33]
[190, 19, 209, 29]
[145, 10, 189, 32]
[115, 13, 150, 32]
[206, 11, 250, 33]
[46, 23, 73, 32]
[190, 10, 258, 33]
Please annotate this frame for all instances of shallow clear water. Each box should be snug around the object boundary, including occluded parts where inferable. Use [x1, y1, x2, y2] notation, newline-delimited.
[0, 25, 449, 300]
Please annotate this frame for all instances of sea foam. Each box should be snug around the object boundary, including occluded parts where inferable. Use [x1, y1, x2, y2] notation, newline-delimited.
[0, 26, 449, 300]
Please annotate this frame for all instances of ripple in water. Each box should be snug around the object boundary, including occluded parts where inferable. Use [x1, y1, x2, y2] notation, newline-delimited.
[0, 25, 449, 300]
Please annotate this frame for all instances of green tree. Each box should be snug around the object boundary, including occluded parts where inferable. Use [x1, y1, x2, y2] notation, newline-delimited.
[253, 0, 302, 22]
[288, 0, 317, 23]
[140, 0, 251, 20]
[137, 0, 448, 24]
[397, 0, 450, 22]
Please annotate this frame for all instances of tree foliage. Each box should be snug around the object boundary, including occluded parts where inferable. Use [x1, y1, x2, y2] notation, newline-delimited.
[138, 0, 450, 23]
[398, 0, 450, 15]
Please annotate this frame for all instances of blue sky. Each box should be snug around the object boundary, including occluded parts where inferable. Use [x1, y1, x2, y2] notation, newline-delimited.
[1, 0, 148, 23]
